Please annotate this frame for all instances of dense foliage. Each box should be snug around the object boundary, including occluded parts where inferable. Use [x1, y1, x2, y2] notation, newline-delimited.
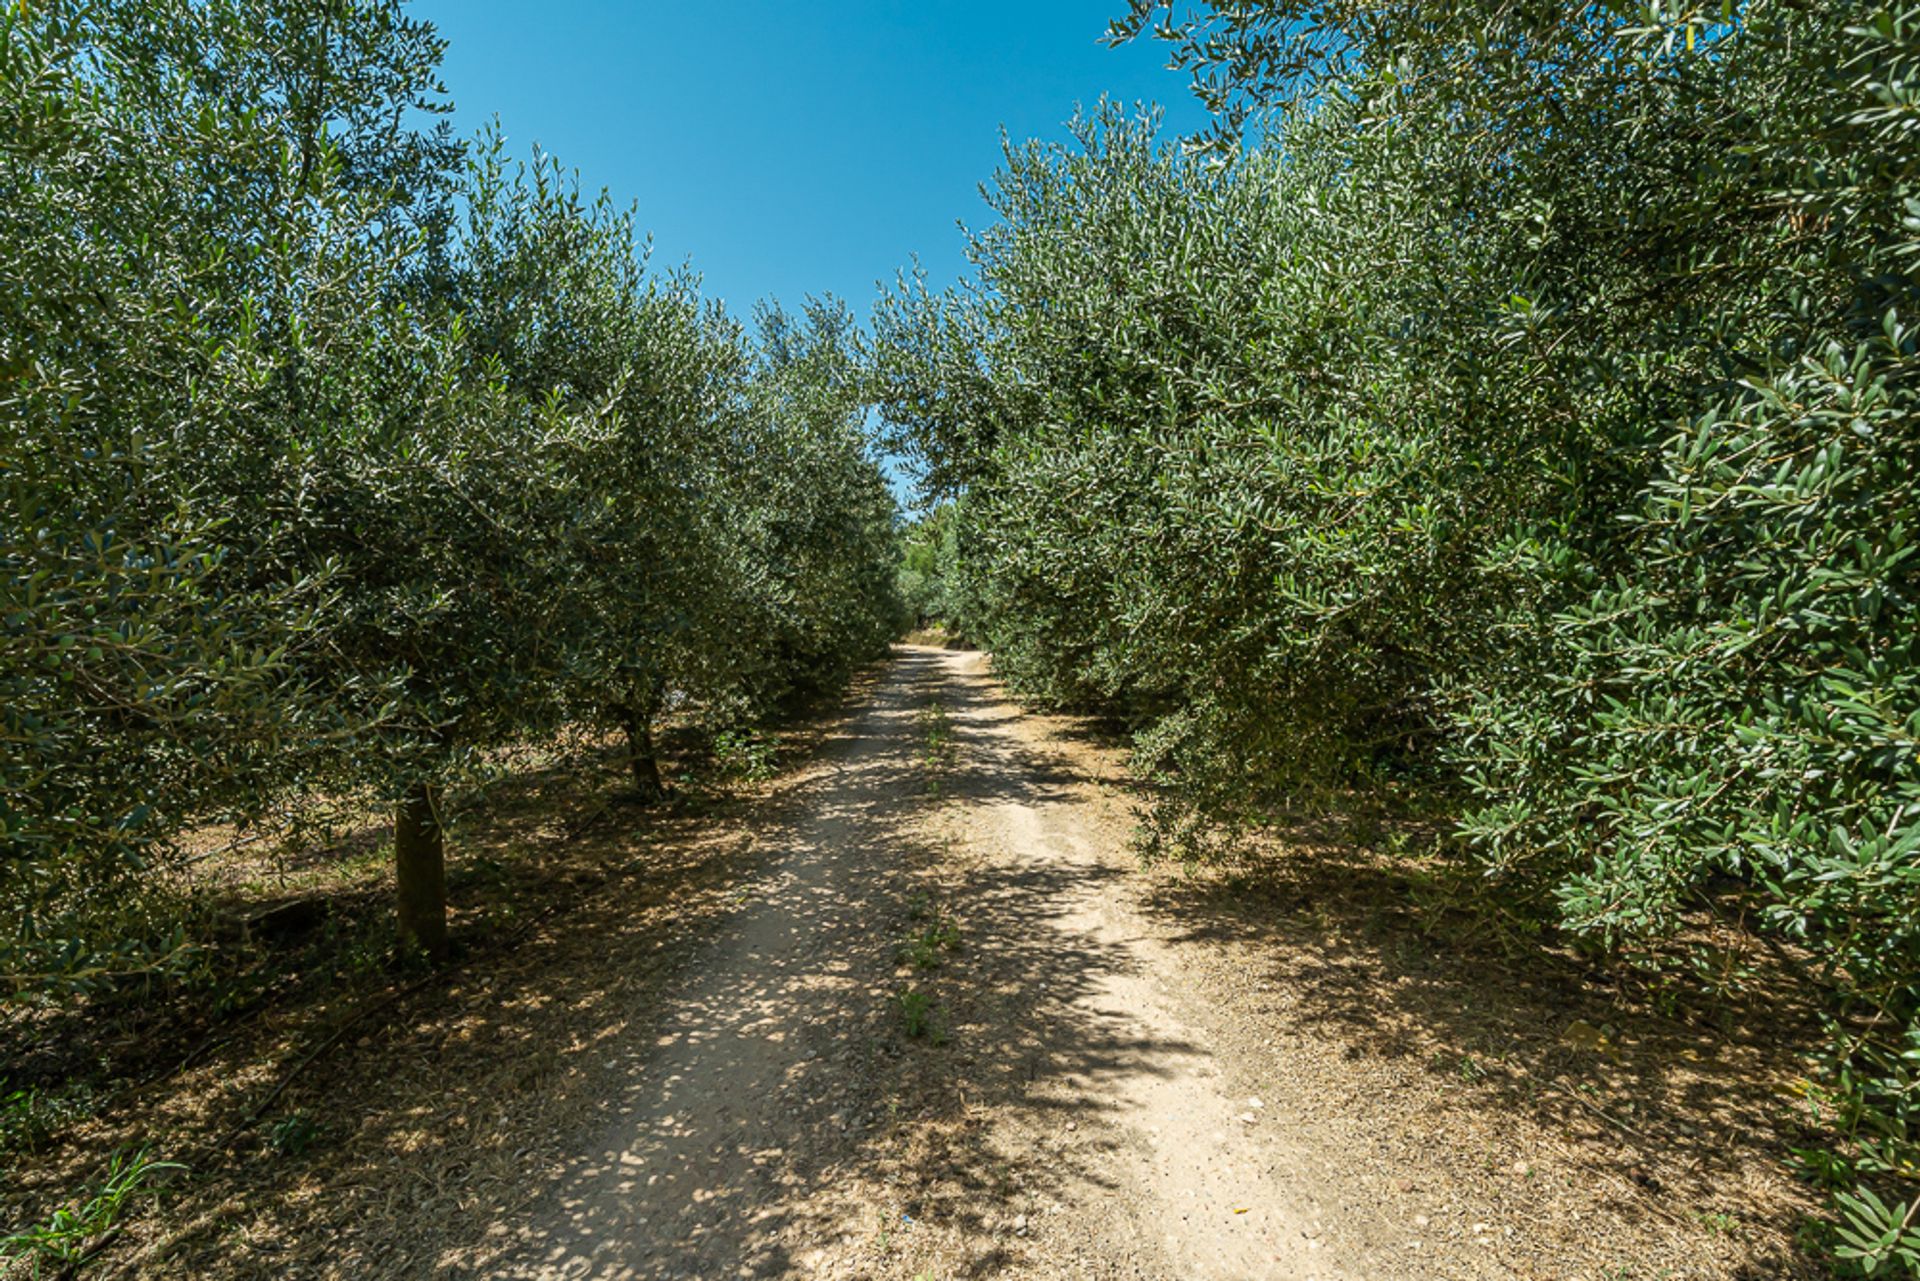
[896, 501, 963, 631]
[875, 1, 1920, 1265]
[3, 0, 898, 987]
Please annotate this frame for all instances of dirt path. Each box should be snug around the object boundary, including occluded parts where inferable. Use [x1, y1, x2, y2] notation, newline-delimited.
[494, 649, 943, 1280]
[499, 645, 1343, 1279]
[493, 646, 1810, 1280]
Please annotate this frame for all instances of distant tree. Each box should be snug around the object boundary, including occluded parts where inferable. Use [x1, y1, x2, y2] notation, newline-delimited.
[729, 300, 903, 711]
[897, 503, 962, 630]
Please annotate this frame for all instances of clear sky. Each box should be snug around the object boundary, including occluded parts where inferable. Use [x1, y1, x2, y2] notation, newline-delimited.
[418, 1, 1209, 321]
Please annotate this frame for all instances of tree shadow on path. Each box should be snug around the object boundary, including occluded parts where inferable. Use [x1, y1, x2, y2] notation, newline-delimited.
[491, 647, 1199, 1281]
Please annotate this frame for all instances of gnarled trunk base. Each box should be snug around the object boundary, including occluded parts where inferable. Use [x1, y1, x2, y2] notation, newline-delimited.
[623, 707, 666, 804]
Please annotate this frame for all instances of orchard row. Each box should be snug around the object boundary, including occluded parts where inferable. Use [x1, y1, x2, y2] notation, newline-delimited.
[877, 1, 1920, 1257]
[3, 1, 900, 982]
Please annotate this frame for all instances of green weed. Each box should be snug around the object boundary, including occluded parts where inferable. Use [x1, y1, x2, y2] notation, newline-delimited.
[896, 913, 962, 971]
[918, 699, 955, 791]
[0, 1146, 183, 1272]
[268, 1111, 322, 1158]
[897, 988, 932, 1036]
[713, 729, 779, 783]
[0, 1083, 95, 1157]
[895, 988, 948, 1044]
[1692, 1209, 1738, 1236]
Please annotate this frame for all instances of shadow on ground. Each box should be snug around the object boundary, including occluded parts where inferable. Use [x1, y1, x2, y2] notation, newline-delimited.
[42, 647, 1192, 1279]
[482, 646, 1196, 1280]
[14, 644, 1824, 1280]
[1117, 819, 1826, 1276]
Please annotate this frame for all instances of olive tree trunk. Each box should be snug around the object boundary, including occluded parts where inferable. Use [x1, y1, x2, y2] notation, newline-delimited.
[622, 703, 666, 804]
[394, 781, 447, 957]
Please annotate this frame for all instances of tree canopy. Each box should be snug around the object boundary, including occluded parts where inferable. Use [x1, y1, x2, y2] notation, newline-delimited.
[3, 0, 900, 982]
[875, 1, 1920, 1262]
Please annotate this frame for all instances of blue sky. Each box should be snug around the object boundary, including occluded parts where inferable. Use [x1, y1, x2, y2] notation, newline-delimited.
[419, 1, 1209, 320]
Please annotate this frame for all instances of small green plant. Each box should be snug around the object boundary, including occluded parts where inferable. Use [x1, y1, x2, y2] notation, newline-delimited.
[906, 891, 934, 922]
[918, 699, 955, 790]
[0, 1146, 183, 1272]
[896, 912, 963, 971]
[897, 987, 933, 1037]
[898, 935, 938, 970]
[0, 1083, 95, 1157]
[268, 1112, 321, 1158]
[1833, 1186, 1920, 1278]
[1692, 1209, 1738, 1236]
[896, 988, 948, 1043]
[712, 729, 779, 783]
[208, 964, 278, 1020]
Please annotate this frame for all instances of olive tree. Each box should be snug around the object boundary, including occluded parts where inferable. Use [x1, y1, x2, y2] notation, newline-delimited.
[728, 300, 903, 712]
[879, 0, 1920, 1255]
[1, 0, 455, 991]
